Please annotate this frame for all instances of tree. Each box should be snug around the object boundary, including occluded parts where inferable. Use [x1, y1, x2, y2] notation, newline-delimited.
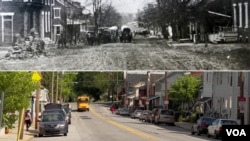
[0, 72, 36, 128]
[41, 72, 77, 102]
[168, 74, 202, 111]
[100, 5, 122, 27]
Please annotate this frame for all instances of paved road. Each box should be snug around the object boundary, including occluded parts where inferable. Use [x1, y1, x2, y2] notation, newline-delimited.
[31, 103, 218, 141]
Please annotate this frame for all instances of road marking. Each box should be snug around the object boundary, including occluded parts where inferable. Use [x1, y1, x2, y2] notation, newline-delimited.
[90, 106, 158, 141]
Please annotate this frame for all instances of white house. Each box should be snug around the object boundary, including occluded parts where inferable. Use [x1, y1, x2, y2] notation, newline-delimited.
[211, 72, 250, 125]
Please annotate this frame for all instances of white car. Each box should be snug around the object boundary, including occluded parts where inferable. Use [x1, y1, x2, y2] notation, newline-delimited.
[207, 118, 238, 139]
[119, 108, 130, 116]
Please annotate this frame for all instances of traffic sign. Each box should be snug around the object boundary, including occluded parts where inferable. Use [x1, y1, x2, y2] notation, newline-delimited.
[238, 97, 246, 113]
[164, 98, 169, 105]
[32, 71, 42, 82]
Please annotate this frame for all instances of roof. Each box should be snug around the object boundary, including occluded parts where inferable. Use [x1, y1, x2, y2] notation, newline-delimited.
[196, 97, 212, 103]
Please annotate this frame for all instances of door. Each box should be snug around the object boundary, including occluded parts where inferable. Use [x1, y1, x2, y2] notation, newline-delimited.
[2, 15, 13, 43]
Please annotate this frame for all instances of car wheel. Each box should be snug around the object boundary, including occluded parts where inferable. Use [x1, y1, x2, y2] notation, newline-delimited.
[38, 134, 43, 137]
[64, 133, 67, 136]
[214, 131, 218, 139]
[197, 128, 201, 136]
[207, 132, 211, 138]
[191, 127, 195, 135]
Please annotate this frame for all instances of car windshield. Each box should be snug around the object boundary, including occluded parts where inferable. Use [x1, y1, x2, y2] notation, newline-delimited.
[203, 117, 216, 124]
[43, 110, 65, 116]
[41, 114, 64, 122]
[221, 120, 238, 125]
[161, 110, 174, 115]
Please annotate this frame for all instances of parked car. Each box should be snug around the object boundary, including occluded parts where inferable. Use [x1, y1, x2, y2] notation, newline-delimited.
[139, 110, 151, 122]
[191, 116, 216, 135]
[38, 113, 68, 137]
[154, 109, 175, 126]
[131, 109, 143, 119]
[119, 108, 130, 116]
[62, 104, 72, 124]
[148, 108, 160, 123]
[207, 118, 238, 139]
[44, 103, 70, 124]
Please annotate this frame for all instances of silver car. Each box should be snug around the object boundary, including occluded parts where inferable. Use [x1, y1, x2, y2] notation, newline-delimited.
[39, 113, 68, 137]
[154, 109, 175, 126]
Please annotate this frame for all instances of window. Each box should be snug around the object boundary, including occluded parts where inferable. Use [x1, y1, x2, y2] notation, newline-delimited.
[51, 0, 55, 5]
[54, 8, 61, 19]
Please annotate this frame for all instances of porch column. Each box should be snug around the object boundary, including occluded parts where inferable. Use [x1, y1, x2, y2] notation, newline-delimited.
[239, 3, 243, 28]
[40, 11, 45, 39]
[33, 11, 37, 31]
[245, 2, 248, 28]
[1, 16, 4, 42]
[233, 3, 237, 31]
[24, 10, 29, 37]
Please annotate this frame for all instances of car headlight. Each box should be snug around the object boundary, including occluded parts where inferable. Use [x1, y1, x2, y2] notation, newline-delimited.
[57, 124, 65, 128]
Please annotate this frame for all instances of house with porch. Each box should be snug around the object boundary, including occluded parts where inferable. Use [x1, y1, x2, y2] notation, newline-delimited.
[0, 0, 51, 45]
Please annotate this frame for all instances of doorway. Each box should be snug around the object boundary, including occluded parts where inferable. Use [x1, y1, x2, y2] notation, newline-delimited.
[1, 13, 14, 43]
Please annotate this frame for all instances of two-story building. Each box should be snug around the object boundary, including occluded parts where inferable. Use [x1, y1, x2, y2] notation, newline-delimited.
[0, 0, 51, 45]
[204, 71, 250, 125]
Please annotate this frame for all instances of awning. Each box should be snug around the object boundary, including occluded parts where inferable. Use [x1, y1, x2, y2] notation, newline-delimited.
[196, 97, 212, 103]
[149, 95, 160, 101]
[208, 11, 231, 18]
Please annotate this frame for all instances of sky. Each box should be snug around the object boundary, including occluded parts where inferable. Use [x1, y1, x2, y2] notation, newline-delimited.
[75, 0, 155, 14]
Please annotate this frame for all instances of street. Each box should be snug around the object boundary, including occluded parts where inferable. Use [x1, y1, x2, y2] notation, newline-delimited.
[31, 102, 218, 141]
[0, 37, 249, 70]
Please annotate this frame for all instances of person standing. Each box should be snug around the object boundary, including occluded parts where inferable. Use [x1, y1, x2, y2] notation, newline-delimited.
[24, 109, 32, 131]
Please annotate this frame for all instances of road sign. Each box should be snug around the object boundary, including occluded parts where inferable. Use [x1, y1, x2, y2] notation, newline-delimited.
[32, 71, 42, 82]
[238, 97, 246, 113]
[164, 98, 169, 105]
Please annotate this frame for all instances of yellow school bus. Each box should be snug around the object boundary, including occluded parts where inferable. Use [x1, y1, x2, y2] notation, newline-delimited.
[77, 96, 90, 111]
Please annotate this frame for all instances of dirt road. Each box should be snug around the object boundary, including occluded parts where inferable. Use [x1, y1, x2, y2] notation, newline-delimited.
[0, 38, 249, 70]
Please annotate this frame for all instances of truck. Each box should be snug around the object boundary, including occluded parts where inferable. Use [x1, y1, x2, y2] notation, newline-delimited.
[77, 96, 90, 111]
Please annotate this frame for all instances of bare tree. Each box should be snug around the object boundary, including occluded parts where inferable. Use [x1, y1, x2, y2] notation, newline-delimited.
[91, 0, 111, 32]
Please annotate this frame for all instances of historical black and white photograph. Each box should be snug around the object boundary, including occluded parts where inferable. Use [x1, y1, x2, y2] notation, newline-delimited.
[0, 0, 249, 70]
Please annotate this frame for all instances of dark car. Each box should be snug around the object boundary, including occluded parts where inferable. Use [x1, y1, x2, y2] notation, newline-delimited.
[62, 104, 72, 124]
[44, 103, 70, 124]
[191, 116, 217, 135]
[38, 113, 68, 137]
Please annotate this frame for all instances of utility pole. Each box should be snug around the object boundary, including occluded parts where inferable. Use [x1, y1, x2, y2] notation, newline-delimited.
[51, 72, 54, 103]
[56, 72, 59, 102]
[165, 71, 168, 110]
[60, 71, 64, 103]
[124, 71, 127, 107]
[35, 72, 41, 130]
[239, 72, 244, 125]
[146, 71, 150, 110]
[116, 72, 119, 101]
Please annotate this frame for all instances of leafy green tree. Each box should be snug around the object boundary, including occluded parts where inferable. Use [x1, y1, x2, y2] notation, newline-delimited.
[168, 74, 202, 111]
[0, 72, 36, 113]
[0, 72, 36, 128]
[41, 72, 77, 102]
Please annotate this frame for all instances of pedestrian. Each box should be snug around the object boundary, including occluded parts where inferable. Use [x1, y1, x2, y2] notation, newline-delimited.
[111, 106, 115, 114]
[24, 109, 32, 131]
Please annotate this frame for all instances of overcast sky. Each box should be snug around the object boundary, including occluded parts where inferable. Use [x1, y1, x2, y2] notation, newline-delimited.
[75, 0, 155, 14]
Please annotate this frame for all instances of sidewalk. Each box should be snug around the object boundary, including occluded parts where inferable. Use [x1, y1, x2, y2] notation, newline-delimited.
[0, 124, 37, 141]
